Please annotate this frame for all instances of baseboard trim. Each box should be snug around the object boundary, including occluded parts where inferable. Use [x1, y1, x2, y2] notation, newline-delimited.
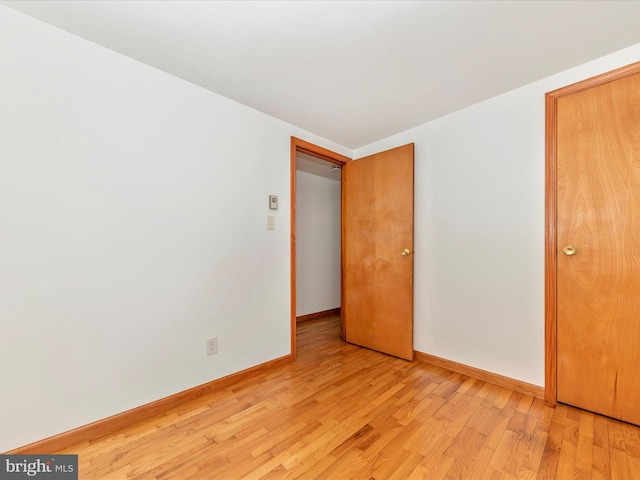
[414, 351, 545, 399]
[7, 354, 293, 454]
[296, 308, 340, 323]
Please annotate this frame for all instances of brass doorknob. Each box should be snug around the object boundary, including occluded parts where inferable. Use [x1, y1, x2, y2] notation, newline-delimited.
[401, 249, 411, 256]
[563, 245, 577, 256]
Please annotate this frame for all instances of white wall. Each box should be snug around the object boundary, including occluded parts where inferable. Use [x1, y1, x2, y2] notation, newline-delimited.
[295, 170, 341, 317]
[355, 43, 640, 387]
[0, 6, 350, 453]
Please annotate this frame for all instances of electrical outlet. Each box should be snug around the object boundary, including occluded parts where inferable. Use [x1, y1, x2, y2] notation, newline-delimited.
[206, 337, 218, 355]
[267, 215, 275, 230]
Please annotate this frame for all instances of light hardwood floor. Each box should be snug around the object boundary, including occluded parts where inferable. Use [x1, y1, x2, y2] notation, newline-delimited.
[59, 316, 640, 479]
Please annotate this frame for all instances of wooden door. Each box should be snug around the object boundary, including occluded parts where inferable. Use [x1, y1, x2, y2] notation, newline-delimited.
[342, 144, 414, 360]
[556, 71, 640, 424]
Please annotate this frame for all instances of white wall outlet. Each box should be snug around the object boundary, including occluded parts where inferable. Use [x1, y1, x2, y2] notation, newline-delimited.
[267, 215, 275, 230]
[206, 337, 218, 355]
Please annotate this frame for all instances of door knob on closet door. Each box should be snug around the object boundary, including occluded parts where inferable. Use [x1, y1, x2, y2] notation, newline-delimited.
[401, 249, 411, 257]
[563, 245, 577, 256]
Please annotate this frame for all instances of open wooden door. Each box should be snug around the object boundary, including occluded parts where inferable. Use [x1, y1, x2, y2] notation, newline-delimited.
[342, 144, 414, 360]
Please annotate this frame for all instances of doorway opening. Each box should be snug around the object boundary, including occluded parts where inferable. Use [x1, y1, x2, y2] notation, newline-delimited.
[290, 137, 349, 360]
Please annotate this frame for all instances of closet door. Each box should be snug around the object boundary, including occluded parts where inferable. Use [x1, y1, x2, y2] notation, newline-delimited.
[556, 70, 640, 425]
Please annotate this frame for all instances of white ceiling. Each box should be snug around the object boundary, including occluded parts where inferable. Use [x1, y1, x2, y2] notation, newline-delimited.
[4, 1, 640, 149]
[297, 152, 341, 182]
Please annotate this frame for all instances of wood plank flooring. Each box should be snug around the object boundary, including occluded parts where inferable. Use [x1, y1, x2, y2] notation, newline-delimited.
[59, 316, 640, 479]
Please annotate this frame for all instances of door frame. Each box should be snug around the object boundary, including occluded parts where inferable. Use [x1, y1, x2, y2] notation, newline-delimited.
[290, 137, 350, 359]
[544, 61, 640, 403]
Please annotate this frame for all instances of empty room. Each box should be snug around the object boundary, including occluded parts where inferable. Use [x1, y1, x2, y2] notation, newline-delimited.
[2, 1, 640, 479]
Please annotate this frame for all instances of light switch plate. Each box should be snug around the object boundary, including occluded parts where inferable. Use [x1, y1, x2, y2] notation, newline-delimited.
[267, 215, 275, 230]
[269, 195, 278, 210]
